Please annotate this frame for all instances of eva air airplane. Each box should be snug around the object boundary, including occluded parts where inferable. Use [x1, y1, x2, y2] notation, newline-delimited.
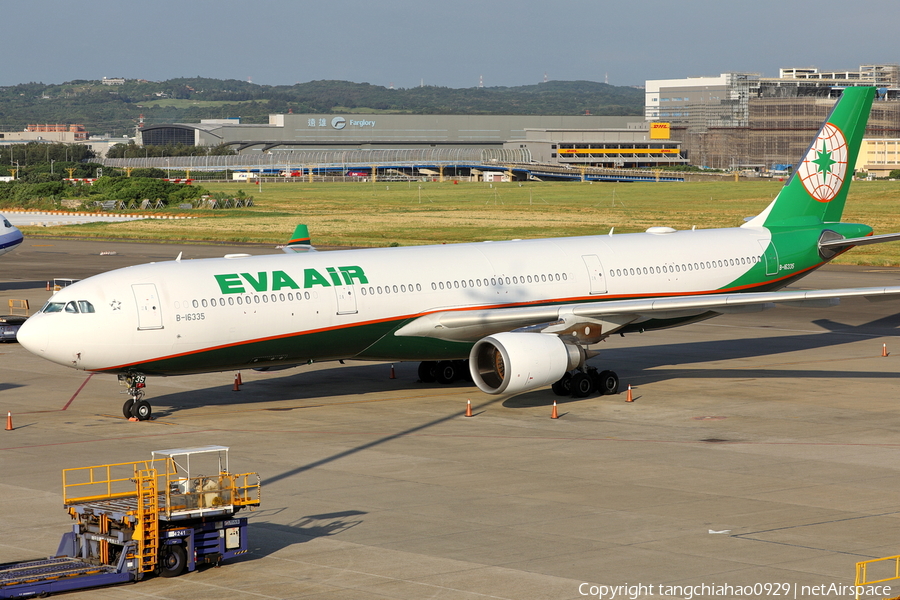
[17, 86, 900, 420]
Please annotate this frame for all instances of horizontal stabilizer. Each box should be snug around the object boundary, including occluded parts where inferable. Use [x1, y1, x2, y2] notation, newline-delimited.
[819, 231, 900, 249]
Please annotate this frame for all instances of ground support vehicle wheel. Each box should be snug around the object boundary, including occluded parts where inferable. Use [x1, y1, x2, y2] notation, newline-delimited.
[159, 544, 186, 578]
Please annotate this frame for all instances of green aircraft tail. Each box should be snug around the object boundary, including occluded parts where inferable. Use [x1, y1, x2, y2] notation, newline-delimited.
[288, 224, 311, 246]
[285, 224, 313, 252]
[744, 86, 875, 229]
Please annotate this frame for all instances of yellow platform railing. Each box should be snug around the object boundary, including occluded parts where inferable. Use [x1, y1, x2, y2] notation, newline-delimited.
[855, 555, 900, 600]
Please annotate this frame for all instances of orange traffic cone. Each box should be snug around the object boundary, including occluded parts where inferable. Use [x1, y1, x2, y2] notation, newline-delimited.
[390, 364, 396, 379]
[551, 400, 559, 419]
[625, 384, 633, 402]
[233, 374, 240, 391]
[883, 343, 889, 357]
[465, 399, 473, 417]
[5, 412, 12, 431]
[236, 371, 243, 386]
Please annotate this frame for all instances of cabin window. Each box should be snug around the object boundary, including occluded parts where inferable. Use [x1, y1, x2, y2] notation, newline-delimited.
[262, 295, 268, 303]
[304, 292, 310, 300]
[401, 284, 407, 292]
[201, 299, 208, 308]
[432, 282, 437, 290]
[416, 283, 422, 291]
[562, 273, 567, 280]
[228, 297, 235, 305]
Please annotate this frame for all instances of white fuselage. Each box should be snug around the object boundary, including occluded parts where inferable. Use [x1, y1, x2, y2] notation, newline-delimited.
[17, 225, 784, 375]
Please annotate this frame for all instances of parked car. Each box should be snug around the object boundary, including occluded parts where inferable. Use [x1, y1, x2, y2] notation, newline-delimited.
[0, 315, 27, 342]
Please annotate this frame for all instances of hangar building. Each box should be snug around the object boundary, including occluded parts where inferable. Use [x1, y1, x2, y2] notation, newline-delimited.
[140, 113, 688, 169]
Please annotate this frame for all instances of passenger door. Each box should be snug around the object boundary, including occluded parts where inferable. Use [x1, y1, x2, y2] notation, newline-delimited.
[132, 283, 163, 330]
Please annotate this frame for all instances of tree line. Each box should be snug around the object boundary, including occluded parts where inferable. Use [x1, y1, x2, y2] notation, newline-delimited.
[0, 78, 645, 133]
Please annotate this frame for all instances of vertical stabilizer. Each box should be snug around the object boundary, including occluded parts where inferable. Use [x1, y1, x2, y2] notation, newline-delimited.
[743, 86, 874, 229]
[283, 224, 315, 253]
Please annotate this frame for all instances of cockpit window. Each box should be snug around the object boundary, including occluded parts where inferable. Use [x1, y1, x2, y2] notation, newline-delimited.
[42, 300, 96, 314]
[43, 302, 65, 313]
[2, 219, 11, 228]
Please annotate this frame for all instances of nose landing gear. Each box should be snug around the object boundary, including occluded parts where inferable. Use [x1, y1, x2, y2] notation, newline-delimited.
[120, 374, 152, 421]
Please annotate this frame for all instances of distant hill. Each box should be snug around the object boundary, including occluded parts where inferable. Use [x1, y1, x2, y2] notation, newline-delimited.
[0, 78, 644, 135]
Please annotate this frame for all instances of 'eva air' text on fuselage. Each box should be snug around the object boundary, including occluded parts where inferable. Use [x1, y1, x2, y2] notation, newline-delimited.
[214, 266, 368, 294]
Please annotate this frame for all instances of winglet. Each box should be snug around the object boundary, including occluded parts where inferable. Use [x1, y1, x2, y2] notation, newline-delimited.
[283, 224, 316, 253]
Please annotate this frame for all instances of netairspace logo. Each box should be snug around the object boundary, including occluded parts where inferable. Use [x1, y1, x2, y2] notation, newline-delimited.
[577, 582, 893, 599]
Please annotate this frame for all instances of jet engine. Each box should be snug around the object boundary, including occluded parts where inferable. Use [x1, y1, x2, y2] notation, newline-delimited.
[469, 332, 584, 395]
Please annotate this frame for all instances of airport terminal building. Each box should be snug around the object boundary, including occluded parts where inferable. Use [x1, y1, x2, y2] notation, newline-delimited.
[140, 113, 690, 170]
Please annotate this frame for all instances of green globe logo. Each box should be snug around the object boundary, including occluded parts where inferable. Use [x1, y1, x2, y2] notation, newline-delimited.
[797, 122, 847, 203]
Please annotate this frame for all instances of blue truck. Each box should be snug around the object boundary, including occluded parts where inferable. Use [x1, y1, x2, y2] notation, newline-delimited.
[0, 446, 260, 598]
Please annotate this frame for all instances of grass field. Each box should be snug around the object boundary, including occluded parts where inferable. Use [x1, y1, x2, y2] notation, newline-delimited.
[18, 179, 900, 265]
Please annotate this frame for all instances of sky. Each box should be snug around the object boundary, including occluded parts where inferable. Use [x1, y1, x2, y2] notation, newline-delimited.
[4, 0, 900, 89]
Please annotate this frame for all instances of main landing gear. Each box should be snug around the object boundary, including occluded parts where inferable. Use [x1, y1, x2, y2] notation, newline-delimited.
[551, 367, 619, 398]
[120, 374, 152, 421]
[417, 360, 472, 385]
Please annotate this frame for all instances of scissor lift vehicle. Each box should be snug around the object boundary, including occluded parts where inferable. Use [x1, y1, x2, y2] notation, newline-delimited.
[0, 446, 260, 598]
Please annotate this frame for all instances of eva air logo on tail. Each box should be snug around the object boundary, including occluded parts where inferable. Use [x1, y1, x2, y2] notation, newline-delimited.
[797, 122, 848, 203]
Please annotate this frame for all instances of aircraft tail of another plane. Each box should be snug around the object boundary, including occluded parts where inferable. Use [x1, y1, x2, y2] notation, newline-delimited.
[283, 224, 315, 253]
[743, 86, 875, 229]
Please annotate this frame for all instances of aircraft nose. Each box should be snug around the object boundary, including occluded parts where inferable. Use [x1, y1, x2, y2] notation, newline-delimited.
[16, 315, 48, 356]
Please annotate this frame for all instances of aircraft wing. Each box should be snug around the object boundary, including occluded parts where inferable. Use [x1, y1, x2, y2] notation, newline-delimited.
[394, 285, 900, 343]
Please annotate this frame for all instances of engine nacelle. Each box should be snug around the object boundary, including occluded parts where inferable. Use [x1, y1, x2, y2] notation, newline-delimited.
[469, 332, 583, 395]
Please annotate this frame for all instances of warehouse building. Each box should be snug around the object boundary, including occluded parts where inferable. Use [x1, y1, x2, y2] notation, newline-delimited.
[646, 65, 900, 170]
